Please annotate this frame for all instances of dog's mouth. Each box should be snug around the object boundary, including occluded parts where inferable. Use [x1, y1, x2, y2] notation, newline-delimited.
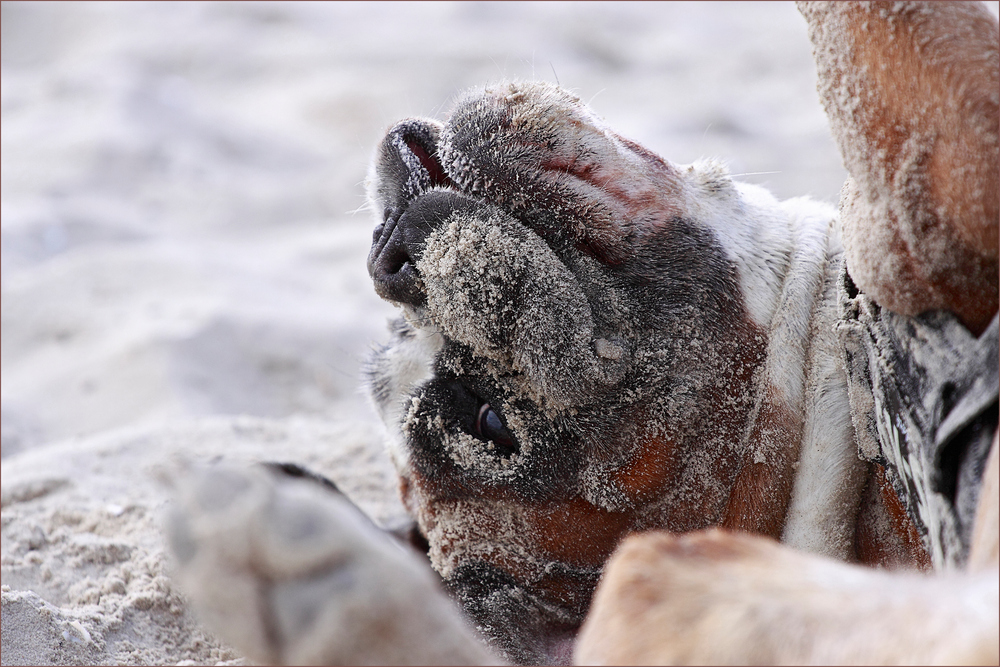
[367, 118, 458, 306]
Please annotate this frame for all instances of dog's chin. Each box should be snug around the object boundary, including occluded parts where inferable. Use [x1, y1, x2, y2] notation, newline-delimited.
[445, 559, 591, 665]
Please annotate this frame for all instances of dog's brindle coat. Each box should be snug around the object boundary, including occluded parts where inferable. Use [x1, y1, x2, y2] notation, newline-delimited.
[365, 81, 918, 664]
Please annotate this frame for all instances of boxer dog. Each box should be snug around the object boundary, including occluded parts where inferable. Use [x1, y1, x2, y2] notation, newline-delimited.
[168, 2, 998, 664]
[363, 81, 871, 665]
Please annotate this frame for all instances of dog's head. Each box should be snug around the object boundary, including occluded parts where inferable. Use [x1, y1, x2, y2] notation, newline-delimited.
[365, 81, 775, 664]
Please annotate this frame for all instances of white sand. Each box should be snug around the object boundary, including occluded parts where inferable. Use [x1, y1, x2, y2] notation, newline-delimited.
[8, 1, 978, 664]
[1, 417, 404, 665]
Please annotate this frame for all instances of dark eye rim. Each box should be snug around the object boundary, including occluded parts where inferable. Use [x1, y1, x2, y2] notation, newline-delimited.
[473, 402, 519, 458]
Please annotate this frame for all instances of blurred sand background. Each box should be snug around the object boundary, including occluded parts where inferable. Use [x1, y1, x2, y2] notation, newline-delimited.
[3, 2, 989, 664]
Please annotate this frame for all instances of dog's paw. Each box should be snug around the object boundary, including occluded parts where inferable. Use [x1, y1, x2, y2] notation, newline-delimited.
[165, 461, 498, 665]
[575, 528, 999, 666]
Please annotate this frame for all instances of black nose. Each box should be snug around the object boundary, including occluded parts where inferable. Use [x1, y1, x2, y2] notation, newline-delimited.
[368, 120, 449, 307]
[367, 205, 425, 306]
[368, 189, 483, 306]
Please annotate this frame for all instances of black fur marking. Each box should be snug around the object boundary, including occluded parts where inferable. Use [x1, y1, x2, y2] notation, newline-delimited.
[403, 355, 585, 503]
[262, 461, 342, 494]
[446, 559, 598, 665]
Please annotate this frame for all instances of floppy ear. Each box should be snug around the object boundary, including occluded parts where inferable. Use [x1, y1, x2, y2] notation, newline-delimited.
[799, 1, 999, 335]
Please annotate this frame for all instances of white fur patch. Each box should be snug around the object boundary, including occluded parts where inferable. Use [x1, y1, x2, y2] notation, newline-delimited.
[368, 319, 443, 475]
[781, 226, 867, 557]
[686, 161, 795, 331]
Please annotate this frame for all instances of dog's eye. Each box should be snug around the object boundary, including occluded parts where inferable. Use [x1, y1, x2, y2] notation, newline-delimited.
[474, 403, 518, 458]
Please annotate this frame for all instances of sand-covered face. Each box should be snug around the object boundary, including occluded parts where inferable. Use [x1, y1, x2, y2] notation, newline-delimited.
[366, 81, 765, 664]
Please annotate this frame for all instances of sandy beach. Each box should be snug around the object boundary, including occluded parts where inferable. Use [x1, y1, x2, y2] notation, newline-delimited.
[7, 2, 988, 664]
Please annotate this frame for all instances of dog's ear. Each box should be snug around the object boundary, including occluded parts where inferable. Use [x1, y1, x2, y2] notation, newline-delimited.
[799, 1, 999, 334]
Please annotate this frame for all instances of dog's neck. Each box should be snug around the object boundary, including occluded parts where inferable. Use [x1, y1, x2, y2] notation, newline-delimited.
[700, 164, 840, 412]
[682, 160, 843, 417]
[678, 160, 859, 548]
[682, 159, 838, 334]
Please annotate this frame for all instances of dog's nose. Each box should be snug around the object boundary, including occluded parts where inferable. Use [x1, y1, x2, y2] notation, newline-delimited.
[368, 205, 425, 306]
[368, 190, 482, 306]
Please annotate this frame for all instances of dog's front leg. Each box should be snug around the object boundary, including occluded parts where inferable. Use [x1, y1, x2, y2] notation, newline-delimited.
[165, 461, 500, 665]
[797, 0, 999, 334]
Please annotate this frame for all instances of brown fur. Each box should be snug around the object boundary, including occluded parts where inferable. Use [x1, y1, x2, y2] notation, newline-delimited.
[576, 3, 998, 663]
[722, 391, 802, 538]
[854, 463, 932, 569]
